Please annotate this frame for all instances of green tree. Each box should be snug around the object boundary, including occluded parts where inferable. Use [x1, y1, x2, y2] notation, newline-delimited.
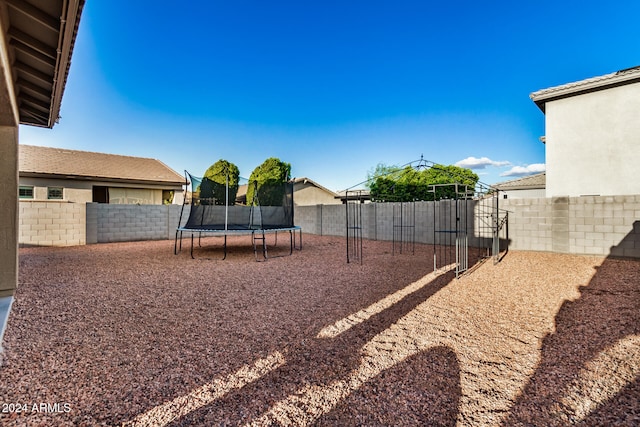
[366, 163, 403, 184]
[200, 159, 240, 205]
[368, 163, 478, 202]
[246, 157, 291, 206]
[422, 165, 478, 200]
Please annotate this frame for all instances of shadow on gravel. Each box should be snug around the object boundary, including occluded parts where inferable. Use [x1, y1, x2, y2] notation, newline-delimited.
[166, 270, 460, 426]
[317, 345, 461, 426]
[503, 224, 640, 425]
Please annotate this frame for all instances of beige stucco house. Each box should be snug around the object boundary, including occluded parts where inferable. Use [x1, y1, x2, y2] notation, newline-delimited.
[292, 177, 341, 206]
[19, 144, 184, 204]
[531, 66, 640, 197]
[494, 172, 546, 199]
[235, 177, 340, 206]
[1, 1, 85, 350]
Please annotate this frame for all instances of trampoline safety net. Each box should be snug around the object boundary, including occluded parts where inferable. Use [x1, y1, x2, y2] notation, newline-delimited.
[183, 172, 294, 231]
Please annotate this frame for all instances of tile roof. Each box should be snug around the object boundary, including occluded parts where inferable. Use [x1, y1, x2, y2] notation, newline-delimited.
[530, 66, 640, 112]
[19, 145, 184, 186]
[494, 172, 546, 190]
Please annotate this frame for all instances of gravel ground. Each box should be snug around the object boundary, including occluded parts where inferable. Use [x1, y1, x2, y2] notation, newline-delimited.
[0, 234, 638, 426]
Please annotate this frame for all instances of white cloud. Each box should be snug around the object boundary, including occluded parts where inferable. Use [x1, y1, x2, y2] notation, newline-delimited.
[455, 156, 511, 170]
[500, 163, 546, 177]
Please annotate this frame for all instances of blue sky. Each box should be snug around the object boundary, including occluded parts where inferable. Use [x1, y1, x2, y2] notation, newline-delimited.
[20, 0, 640, 191]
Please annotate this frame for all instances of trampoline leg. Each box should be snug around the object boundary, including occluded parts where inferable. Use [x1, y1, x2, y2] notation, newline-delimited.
[296, 229, 302, 250]
[288, 230, 293, 255]
[222, 235, 227, 260]
[262, 232, 267, 260]
[190, 233, 195, 259]
[252, 232, 257, 261]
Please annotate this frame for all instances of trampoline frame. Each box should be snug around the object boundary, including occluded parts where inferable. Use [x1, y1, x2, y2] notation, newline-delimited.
[174, 226, 302, 261]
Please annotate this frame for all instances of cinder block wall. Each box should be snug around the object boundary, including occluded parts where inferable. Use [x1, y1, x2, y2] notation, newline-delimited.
[17, 197, 640, 258]
[297, 196, 640, 258]
[499, 197, 554, 252]
[298, 200, 470, 244]
[92, 204, 185, 243]
[19, 201, 86, 246]
[295, 205, 321, 235]
[502, 195, 640, 257]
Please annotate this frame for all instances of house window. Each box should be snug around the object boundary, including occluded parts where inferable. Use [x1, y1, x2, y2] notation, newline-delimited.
[503, 194, 508, 199]
[19, 186, 34, 199]
[47, 187, 64, 200]
[92, 186, 109, 203]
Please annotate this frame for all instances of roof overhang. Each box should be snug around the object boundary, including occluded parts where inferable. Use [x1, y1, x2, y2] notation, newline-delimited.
[496, 184, 546, 191]
[530, 66, 640, 113]
[1, 0, 85, 128]
[20, 171, 185, 189]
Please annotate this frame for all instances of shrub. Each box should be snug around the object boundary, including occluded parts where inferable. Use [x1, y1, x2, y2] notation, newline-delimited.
[200, 159, 240, 205]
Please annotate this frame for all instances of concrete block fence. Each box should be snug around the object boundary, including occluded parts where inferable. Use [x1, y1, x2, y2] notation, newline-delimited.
[502, 195, 640, 258]
[17, 196, 640, 258]
[86, 204, 185, 243]
[296, 200, 487, 247]
[296, 196, 640, 258]
[19, 201, 86, 246]
[19, 203, 187, 246]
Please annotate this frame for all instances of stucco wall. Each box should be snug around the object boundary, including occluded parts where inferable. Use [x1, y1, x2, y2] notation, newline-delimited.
[19, 177, 93, 203]
[292, 183, 341, 205]
[545, 82, 640, 197]
[501, 188, 546, 199]
[0, 126, 19, 300]
[19, 177, 177, 204]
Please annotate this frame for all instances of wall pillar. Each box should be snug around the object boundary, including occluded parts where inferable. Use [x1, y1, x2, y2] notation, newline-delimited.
[551, 196, 570, 253]
[0, 125, 18, 351]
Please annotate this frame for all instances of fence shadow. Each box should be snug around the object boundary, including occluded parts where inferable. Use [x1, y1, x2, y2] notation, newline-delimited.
[167, 268, 460, 426]
[318, 345, 460, 426]
[502, 223, 640, 425]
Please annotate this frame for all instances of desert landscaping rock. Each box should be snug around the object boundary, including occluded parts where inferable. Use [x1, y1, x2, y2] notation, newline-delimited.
[0, 235, 638, 426]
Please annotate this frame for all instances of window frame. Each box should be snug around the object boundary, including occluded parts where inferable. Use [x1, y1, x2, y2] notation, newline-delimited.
[47, 186, 64, 200]
[19, 185, 34, 199]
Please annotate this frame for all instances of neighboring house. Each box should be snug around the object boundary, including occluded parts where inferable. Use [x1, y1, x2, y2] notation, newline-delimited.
[234, 177, 340, 206]
[292, 177, 341, 206]
[494, 173, 546, 199]
[531, 66, 640, 197]
[19, 145, 185, 204]
[336, 189, 371, 204]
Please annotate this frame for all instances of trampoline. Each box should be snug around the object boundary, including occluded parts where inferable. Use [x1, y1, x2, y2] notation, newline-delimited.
[174, 171, 302, 260]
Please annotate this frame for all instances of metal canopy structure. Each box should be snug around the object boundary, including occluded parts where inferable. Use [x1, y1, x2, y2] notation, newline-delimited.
[2, 0, 85, 128]
[344, 157, 509, 276]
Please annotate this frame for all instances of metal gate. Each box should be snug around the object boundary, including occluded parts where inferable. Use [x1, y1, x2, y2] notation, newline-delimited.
[474, 186, 509, 264]
[345, 189, 365, 264]
[430, 184, 472, 278]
